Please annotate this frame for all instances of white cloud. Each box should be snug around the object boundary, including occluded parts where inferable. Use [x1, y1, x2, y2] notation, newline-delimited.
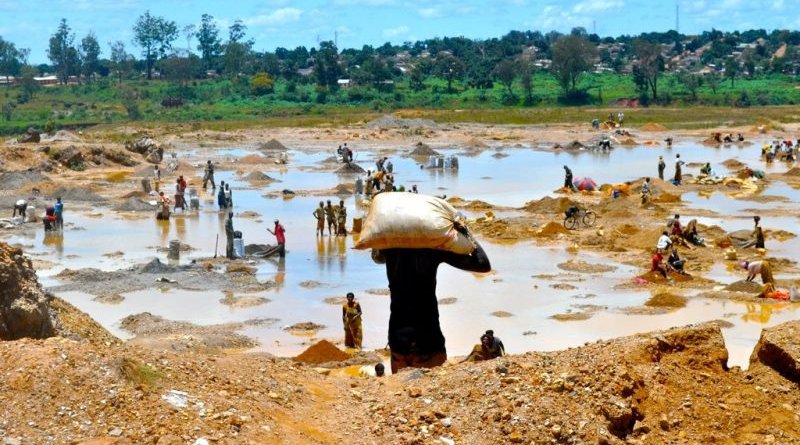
[245, 8, 303, 27]
[383, 25, 410, 37]
[417, 7, 441, 18]
[771, 0, 784, 9]
[572, 0, 624, 13]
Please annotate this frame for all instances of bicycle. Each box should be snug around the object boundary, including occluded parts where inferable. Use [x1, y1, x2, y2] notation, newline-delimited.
[563, 207, 597, 230]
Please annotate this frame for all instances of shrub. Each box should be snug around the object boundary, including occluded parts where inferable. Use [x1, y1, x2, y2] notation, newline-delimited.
[251, 73, 275, 96]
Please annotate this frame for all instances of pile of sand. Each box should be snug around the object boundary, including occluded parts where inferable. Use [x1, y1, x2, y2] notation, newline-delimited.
[722, 159, 746, 169]
[619, 138, 637, 146]
[244, 171, 278, 182]
[625, 226, 667, 250]
[410, 143, 440, 157]
[238, 154, 268, 164]
[641, 123, 668, 132]
[335, 163, 366, 174]
[557, 259, 617, 274]
[293, 340, 350, 364]
[652, 192, 681, 204]
[259, 139, 288, 151]
[724, 280, 763, 293]
[464, 138, 489, 149]
[596, 197, 636, 218]
[784, 167, 800, 177]
[520, 196, 578, 214]
[334, 183, 354, 194]
[645, 292, 688, 308]
[537, 221, 570, 237]
[615, 224, 641, 236]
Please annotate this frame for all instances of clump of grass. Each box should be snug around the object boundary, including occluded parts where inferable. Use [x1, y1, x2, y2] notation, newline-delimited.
[119, 357, 163, 390]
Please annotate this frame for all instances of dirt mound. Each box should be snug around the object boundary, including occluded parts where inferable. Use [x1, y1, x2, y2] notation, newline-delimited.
[239, 154, 268, 164]
[244, 171, 278, 182]
[536, 221, 570, 237]
[784, 167, 800, 177]
[335, 162, 366, 174]
[724, 280, 763, 293]
[294, 339, 350, 364]
[113, 197, 155, 212]
[564, 140, 585, 150]
[619, 138, 637, 146]
[645, 292, 688, 308]
[120, 190, 148, 199]
[463, 138, 489, 149]
[641, 122, 668, 131]
[366, 114, 437, 130]
[409, 142, 440, 156]
[722, 159, 746, 169]
[0, 170, 49, 190]
[520, 196, 578, 214]
[334, 183, 355, 194]
[651, 192, 681, 203]
[615, 224, 641, 236]
[557, 259, 617, 273]
[596, 196, 636, 218]
[46, 186, 105, 202]
[0, 242, 58, 340]
[259, 139, 288, 151]
[138, 258, 176, 274]
[624, 226, 668, 250]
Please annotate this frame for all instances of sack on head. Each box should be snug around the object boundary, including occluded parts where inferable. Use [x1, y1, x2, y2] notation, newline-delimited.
[354, 192, 475, 254]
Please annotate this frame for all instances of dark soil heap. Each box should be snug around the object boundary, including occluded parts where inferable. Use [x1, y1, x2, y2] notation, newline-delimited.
[259, 138, 289, 151]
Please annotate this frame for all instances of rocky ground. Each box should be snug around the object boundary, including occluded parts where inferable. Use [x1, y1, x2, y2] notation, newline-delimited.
[3, 118, 800, 444]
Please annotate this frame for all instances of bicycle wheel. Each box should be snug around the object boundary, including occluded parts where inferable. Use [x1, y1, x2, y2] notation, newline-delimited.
[583, 211, 597, 227]
[564, 216, 578, 230]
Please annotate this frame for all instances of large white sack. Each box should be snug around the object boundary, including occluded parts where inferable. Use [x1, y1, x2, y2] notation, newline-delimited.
[354, 192, 475, 254]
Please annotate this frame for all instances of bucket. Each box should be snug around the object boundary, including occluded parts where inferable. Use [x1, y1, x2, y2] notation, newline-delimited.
[168, 240, 181, 260]
[352, 217, 363, 233]
[233, 238, 244, 258]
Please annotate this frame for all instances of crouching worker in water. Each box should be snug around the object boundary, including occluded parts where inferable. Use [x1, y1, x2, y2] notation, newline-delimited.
[463, 330, 505, 362]
[371, 229, 491, 373]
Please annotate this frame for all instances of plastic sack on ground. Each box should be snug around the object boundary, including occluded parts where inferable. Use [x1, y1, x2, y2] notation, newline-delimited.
[354, 192, 475, 254]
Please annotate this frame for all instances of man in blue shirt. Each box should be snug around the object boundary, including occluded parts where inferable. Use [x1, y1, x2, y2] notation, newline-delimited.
[54, 197, 64, 230]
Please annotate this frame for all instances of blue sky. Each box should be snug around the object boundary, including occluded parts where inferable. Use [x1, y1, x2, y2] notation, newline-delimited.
[0, 0, 796, 64]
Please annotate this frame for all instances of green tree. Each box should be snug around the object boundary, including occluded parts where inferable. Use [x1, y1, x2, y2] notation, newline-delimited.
[0, 37, 25, 86]
[48, 18, 78, 84]
[518, 60, 535, 105]
[632, 40, 664, 101]
[80, 32, 101, 81]
[182, 24, 196, 54]
[724, 57, 739, 87]
[680, 73, 701, 101]
[409, 58, 430, 91]
[196, 14, 221, 70]
[550, 34, 595, 95]
[705, 72, 720, 95]
[313, 41, 342, 89]
[160, 55, 194, 84]
[250, 72, 274, 95]
[223, 20, 253, 76]
[109, 40, 133, 83]
[434, 53, 465, 93]
[20, 66, 40, 99]
[493, 59, 516, 96]
[132, 10, 178, 79]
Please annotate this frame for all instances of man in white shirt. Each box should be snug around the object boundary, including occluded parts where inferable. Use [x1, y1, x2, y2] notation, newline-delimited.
[656, 231, 672, 253]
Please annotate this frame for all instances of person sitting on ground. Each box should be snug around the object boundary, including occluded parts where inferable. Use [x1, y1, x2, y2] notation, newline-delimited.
[737, 133, 745, 142]
[359, 363, 385, 378]
[463, 332, 503, 363]
[723, 134, 733, 143]
[667, 247, 687, 274]
[12, 199, 27, 219]
[656, 230, 673, 253]
[682, 219, 704, 246]
[640, 178, 652, 205]
[651, 250, 671, 281]
[483, 330, 505, 357]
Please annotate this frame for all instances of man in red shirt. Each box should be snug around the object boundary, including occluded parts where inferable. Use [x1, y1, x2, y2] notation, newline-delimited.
[651, 251, 670, 281]
[268, 219, 286, 257]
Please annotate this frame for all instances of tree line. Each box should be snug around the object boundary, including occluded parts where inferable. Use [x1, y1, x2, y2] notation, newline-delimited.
[2, 12, 800, 106]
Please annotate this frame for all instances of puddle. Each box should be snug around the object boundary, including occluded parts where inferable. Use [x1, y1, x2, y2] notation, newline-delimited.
[4, 140, 799, 369]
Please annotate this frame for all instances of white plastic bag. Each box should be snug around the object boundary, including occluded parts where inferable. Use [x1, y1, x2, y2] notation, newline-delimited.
[354, 192, 474, 254]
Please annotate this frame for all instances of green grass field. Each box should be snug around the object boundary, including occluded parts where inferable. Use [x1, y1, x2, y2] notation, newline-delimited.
[1, 72, 799, 135]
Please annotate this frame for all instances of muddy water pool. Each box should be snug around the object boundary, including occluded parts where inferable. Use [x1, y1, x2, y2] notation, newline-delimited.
[6, 140, 800, 368]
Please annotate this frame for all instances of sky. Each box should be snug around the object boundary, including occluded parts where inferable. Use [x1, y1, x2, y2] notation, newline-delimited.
[0, 0, 796, 64]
